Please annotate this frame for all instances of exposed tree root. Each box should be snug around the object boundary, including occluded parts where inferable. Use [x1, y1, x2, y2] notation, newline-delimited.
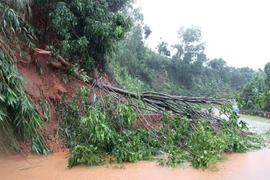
[18, 48, 70, 69]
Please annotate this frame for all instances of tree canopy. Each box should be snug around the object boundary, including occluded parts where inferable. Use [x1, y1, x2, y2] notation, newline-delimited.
[34, 0, 133, 71]
[241, 62, 270, 111]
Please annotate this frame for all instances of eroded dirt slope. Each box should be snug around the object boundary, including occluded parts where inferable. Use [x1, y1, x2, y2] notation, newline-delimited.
[17, 52, 89, 153]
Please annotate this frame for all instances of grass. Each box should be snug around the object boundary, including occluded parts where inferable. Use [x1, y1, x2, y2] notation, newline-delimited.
[240, 114, 270, 123]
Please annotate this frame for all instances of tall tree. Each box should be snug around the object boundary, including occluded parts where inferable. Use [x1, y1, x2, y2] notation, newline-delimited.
[264, 62, 270, 88]
[208, 58, 226, 70]
[34, 0, 133, 71]
[157, 39, 170, 56]
[111, 7, 154, 83]
[171, 26, 206, 88]
[241, 63, 270, 111]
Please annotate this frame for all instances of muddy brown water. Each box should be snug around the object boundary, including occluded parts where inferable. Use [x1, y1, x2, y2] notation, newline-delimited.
[1, 149, 270, 180]
[1, 117, 270, 180]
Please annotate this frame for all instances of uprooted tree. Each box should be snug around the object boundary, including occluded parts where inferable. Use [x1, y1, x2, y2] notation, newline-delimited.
[56, 76, 258, 169]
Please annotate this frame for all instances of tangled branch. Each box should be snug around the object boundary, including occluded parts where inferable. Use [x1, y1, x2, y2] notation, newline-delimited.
[89, 78, 230, 129]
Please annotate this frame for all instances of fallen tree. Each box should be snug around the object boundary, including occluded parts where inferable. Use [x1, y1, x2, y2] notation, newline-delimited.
[21, 49, 231, 124]
[22, 48, 250, 136]
[90, 78, 235, 129]
[55, 75, 257, 169]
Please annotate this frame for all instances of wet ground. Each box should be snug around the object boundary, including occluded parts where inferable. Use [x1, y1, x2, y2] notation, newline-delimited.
[1, 117, 270, 180]
[241, 117, 270, 132]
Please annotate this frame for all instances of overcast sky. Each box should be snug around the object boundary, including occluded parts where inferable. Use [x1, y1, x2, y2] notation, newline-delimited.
[136, 0, 270, 70]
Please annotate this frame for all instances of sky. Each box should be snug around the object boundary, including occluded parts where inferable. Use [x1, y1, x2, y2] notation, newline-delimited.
[135, 0, 270, 70]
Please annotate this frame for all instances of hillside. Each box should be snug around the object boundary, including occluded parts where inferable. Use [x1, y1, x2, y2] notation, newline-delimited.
[17, 50, 85, 153]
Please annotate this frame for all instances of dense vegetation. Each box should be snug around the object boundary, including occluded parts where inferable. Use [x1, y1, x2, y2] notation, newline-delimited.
[57, 86, 255, 168]
[241, 62, 270, 111]
[33, 0, 133, 71]
[0, 0, 49, 154]
[0, 0, 269, 169]
[108, 8, 269, 111]
[0, 0, 134, 154]
[110, 11, 255, 97]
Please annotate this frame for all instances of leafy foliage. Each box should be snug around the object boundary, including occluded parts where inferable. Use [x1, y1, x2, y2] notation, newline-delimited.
[264, 62, 270, 88]
[107, 60, 145, 92]
[0, 0, 49, 154]
[56, 86, 256, 169]
[34, 0, 132, 71]
[241, 64, 270, 111]
[68, 145, 104, 168]
[0, 0, 36, 47]
[0, 38, 49, 154]
[157, 39, 170, 56]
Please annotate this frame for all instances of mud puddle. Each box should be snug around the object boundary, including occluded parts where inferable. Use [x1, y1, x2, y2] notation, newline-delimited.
[1, 149, 270, 180]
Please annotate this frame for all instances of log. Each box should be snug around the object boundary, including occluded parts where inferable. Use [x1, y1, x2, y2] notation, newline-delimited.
[88, 79, 231, 129]
[32, 48, 70, 67]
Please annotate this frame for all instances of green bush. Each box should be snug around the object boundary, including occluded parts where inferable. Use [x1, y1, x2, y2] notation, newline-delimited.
[68, 145, 104, 168]
[0, 40, 49, 154]
[56, 87, 257, 169]
[35, 0, 132, 70]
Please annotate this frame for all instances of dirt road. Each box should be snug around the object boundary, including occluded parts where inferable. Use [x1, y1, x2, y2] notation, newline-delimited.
[240, 116, 270, 132]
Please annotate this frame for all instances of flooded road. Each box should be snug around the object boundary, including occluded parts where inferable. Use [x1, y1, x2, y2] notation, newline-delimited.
[1, 116, 270, 180]
[1, 149, 270, 180]
[241, 118, 270, 132]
